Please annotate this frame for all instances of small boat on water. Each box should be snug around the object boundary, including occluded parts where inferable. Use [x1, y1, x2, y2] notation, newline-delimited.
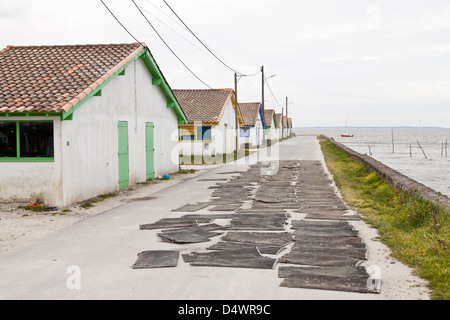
[341, 134, 354, 138]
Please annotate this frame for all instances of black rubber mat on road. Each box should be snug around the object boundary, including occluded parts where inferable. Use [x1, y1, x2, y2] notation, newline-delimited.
[182, 248, 277, 269]
[228, 214, 287, 231]
[290, 220, 352, 229]
[279, 273, 376, 293]
[158, 224, 223, 244]
[303, 212, 360, 221]
[209, 204, 242, 211]
[180, 213, 234, 220]
[288, 247, 367, 260]
[293, 228, 360, 238]
[279, 266, 369, 279]
[140, 219, 201, 230]
[132, 250, 179, 269]
[207, 241, 288, 255]
[222, 232, 294, 247]
[294, 235, 366, 247]
[134, 160, 378, 294]
[279, 251, 362, 267]
[171, 203, 211, 212]
[278, 265, 377, 293]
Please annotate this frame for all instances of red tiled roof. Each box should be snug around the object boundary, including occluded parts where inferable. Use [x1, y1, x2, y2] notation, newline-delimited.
[264, 109, 275, 127]
[0, 43, 144, 114]
[239, 103, 260, 126]
[283, 115, 288, 128]
[275, 113, 283, 128]
[173, 89, 235, 123]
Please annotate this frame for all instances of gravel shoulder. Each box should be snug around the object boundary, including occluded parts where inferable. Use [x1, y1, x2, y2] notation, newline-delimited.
[0, 166, 218, 255]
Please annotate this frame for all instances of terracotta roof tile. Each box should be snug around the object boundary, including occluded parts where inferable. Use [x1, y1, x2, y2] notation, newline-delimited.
[283, 115, 288, 128]
[173, 89, 234, 123]
[264, 109, 275, 127]
[239, 103, 261, 126]
[0, 43, 144, 114]
[275, 113, 283, 128]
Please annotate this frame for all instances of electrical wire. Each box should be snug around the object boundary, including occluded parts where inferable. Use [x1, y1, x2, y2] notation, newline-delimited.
[265, 76, 285, 107]
[131, 0, 213, 89]
[144, 0, 188, 32]
[162, 0, 260, 77]
[100, 0, 146, 48]
[138, 5, 210, 56]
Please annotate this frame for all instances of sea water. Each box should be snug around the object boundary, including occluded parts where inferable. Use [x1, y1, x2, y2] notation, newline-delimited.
[294, 128, 450, 198]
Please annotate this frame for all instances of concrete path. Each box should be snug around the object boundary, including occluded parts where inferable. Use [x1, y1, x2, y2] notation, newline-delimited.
[0, 136, 430, 300]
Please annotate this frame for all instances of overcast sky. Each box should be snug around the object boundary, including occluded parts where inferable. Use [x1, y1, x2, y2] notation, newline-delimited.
[1, 0, 449, 128]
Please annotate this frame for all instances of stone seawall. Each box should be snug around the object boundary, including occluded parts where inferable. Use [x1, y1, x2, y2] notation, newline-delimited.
[323, 136, 450, 209]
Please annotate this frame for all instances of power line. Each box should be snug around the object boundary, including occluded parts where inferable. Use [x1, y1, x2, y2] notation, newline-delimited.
[144, 0, 188, 32]
[162, 0, 260, 77]
[141, 1, 256, 78]
[265, 76, 285, 107]
[131, 0, 213, 89]
[138, 4, 212, 58]
[100, 0, 146, 48]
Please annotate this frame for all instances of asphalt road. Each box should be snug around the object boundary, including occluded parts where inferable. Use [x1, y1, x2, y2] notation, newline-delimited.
[0, 136, 428, 300]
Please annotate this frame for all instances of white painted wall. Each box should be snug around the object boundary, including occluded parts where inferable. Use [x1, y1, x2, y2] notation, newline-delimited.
[254, 112, 263, 147]
[178, 122, 215, 158]
[240, 120, 263, 148]
[0, 58, 180, 207]
[60, 58, 179, 206]
[179, 98, 239, 157]
[218, 98, 238, 154]
[265, 127, 279, 142]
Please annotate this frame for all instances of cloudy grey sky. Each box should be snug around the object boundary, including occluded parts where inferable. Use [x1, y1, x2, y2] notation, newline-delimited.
[1, 0, 449, 128]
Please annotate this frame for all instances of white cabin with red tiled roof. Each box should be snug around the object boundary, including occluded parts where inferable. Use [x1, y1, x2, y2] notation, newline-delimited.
[174, 89, 243, 157]
[0, 43, 187, 207]
[263, 109, 278, 143]
[238, 103, 264, 148]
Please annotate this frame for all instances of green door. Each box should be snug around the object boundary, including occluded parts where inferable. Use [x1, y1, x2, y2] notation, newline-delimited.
[118, 121, 129, 189]
[145, 122, 155, 181]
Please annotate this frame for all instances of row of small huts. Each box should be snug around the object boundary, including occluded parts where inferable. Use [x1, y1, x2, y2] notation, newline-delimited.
[0, 43, 293, 207]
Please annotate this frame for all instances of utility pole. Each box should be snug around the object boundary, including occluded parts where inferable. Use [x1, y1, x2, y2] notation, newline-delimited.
[282, 107, 285, 139]
[234, 73, 239, 156]
[261, 66, 265, 115]
[286, 97, 289, 138]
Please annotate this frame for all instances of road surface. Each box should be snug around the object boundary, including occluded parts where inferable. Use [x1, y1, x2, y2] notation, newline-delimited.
[0, 136, 430, 300]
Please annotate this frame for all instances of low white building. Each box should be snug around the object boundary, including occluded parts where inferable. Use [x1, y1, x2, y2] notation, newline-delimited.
[275, 113, 283, 141]
[238, 102, 264, 148]
[174, 89, 243, 157]
[282, 115, 289, 138]
[0, 43, 187, 207]
[263, 109, 278, 143]
[288, 117, 293, 136]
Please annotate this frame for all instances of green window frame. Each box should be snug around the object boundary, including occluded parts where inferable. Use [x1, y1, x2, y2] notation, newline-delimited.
[0, 120, 54, 162]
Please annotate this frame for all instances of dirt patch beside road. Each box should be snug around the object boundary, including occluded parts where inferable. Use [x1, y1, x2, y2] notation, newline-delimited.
[0, 167, 216, 255]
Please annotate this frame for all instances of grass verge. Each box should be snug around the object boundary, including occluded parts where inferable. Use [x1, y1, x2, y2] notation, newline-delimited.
[319, 136, 449, 300]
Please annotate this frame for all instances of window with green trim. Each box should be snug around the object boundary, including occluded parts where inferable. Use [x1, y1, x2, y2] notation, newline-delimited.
[0, 123, 17, 157]
[0, 121, 54, 161]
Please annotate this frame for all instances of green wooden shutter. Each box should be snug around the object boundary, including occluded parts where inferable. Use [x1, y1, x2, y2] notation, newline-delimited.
[145, 122, 155, 181]
[118, 121, 129, 189]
